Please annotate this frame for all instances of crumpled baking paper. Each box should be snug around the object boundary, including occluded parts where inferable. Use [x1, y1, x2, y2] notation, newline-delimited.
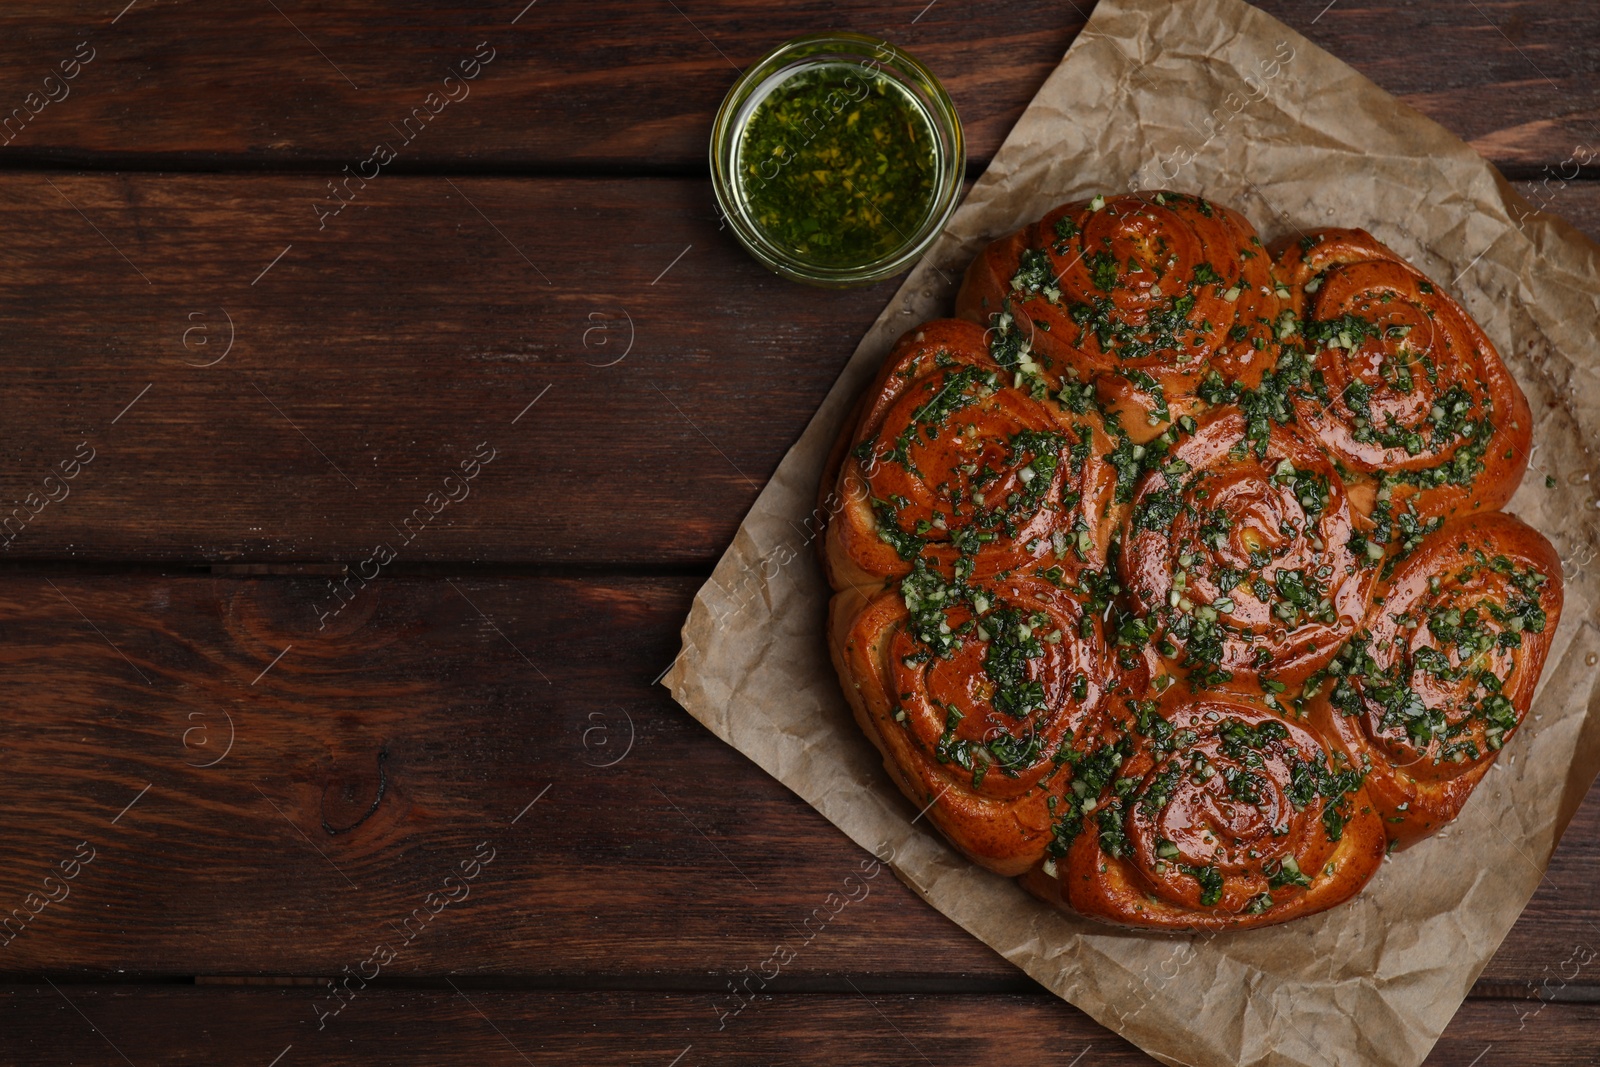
[665, 0, 1600, 1063]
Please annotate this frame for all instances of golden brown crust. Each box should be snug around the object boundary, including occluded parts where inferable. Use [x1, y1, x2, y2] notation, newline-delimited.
[820, 194, 1558, 931]
[954, 190, 1286, 442]
[831, 581, 1113, 876]
[1023, 691, 1386, 931]
[1119, 412, 1375, 689]
[823, 318, 1120, 592]
[1272, 228, 1532, 523]
[819, 318, 1136, 876]
[1306, 512, 1563, 848]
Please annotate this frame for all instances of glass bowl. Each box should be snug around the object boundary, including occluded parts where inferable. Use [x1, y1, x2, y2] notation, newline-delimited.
[710, 32, 965, 288]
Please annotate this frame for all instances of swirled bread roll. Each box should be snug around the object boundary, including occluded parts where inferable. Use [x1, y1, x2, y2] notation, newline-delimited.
[1306, 513, 1561, 848]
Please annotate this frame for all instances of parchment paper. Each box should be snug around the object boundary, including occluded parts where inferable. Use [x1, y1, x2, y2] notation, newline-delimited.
[664, 1, 1600, 1063]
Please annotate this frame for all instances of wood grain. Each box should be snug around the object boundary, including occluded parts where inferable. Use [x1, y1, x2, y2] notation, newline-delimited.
[0, 173, 892, 565]
[0, 175, 1592, 567]
[0, 0, 1083, 173]
[0, 573, 1009, 983]
[0, 572, 1590, 994]
[0, 2, 1593, 172]
[1, 986, 1593, 1066]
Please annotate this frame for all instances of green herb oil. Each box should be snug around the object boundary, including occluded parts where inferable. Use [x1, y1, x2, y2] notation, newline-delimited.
[737, 62, 939, 269]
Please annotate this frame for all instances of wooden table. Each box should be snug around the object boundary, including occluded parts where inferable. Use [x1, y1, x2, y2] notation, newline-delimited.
[0, 2, 1594, 1063]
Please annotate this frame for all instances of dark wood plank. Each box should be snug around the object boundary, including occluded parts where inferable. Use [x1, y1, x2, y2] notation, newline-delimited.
[0, 986, 1592, 1066]
[0, 573, 1012, 984]
[2, 988, 1151, 1066]
[0, 2, 1593, 172]
[0, 571, 1592, 994]
[0, 175, 1594, 567]
[1259, 0, 1600, 176]
[0, 173, 889, 565]
[0, 0, 1083, 173]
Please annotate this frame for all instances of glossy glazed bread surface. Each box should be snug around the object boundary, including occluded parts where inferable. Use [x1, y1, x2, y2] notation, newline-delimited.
[822, 191, 1560, 931]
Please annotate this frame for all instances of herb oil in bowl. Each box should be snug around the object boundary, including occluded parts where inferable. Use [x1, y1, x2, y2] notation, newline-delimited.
[711, 33, 964, 287]
[738, 64, 938, 270]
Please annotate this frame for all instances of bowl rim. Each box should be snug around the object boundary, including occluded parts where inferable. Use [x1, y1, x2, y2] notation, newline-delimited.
[709, 31, 966, 288]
